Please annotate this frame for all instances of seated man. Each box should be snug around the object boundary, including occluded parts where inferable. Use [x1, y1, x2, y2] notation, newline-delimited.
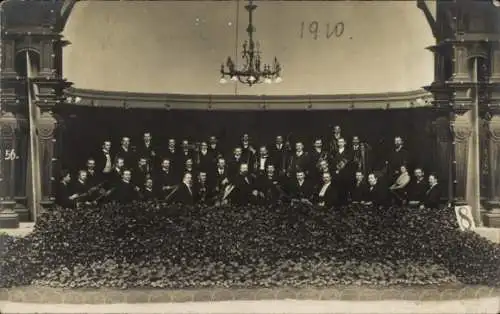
[315, 172, 338, 208]
[365, 173, 388, 207]
[111, 170, 140, 204]
[388, 165, 411, 205]
[407, 168, 427, 207]
[288, 170, 314, 204]
[55, 170, 78, 209]
[350, 171, 369, 204]
[421, 174, 441, 209]
[170, 172, 195, 205]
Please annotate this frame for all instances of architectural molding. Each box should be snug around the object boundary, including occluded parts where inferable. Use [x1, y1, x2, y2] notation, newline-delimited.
[63, 88, 433, 111]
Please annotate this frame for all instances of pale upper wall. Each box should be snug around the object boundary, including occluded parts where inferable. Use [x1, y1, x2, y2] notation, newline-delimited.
[62, 1, 435, 96]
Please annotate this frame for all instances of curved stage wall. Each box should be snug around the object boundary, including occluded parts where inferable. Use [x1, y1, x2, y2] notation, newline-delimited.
[62, 0, 435, 96]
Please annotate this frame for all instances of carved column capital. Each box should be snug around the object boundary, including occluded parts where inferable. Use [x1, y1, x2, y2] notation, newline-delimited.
[450, 117, 472, 142]
[486, 114, 500, 142]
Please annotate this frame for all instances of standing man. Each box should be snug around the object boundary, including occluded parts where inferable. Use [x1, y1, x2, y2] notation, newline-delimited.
[137, 132, 157, 170]
[95, 140, 113, 181]
[115, 137, 135, 169]
[287, 142, 310, 178]
[387, 136, 409, 181]
[270, 135, 289, 177]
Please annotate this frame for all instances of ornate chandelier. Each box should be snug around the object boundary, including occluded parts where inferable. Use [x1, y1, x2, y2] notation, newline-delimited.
[219, 0, 282, 86]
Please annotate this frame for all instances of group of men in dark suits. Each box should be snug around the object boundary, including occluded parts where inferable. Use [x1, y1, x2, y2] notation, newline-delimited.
[55, 127, 441, 209]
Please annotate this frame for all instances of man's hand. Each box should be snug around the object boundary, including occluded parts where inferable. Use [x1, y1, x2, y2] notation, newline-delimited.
[221, 178, 229, 185]
[69, 194, 79, 200]
[252, 190, 259, 196]
[134, 186, 140, 192]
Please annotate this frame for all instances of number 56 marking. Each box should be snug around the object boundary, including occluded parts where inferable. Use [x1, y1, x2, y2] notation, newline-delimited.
[4, 149, 17, 160]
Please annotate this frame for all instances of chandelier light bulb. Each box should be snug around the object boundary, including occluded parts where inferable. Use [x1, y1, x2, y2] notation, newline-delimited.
[264, 78, 272, 84]
[231, 76, 238, 81]
[219, 78, 227, 84]
[274, 77, 283, 83]
[249, 76, 256, 82]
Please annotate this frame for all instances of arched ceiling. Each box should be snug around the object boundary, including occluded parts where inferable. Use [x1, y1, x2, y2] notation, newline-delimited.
[61, 0, 435, 96]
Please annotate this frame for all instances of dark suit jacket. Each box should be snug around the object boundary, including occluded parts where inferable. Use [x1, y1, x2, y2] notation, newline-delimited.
[197, 150, 216, 172]
[172, 183, 195, 205]
[315, 183, 338, 208]
[111, 181, 138, 203]
[269, 145, 289, 174]
[55, 182, 75, 208]
[136, 142, 156, 160]
[408, 179, 427, 202]
[253, 156, 274, 176]
[388, 147, 409, 175]
[257, 174, 282, 202]
[115, 146, 136, 169]
[85, 169, 100, 187]
[141, 187, 158, 200]
[94, 150, 114, 175]
[231, 174, 256, 206]
[350, 181, 369, 202]
[288, 152, 311, 175]
[366, 183, 388, 206]
[228, 157, 245, 179]
[424, 184, 441, 209]
[155, 169, 177, 196]
[132, 166, 150, 186]
[194, 181, 213, 205]
[288, 179, 314, 200]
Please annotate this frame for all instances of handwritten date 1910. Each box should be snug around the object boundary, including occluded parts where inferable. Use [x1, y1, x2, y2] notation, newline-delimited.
[300, 21, 345, 40]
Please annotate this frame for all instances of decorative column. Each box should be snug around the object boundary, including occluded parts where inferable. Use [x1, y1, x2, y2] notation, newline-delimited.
[450, 112, 473, 205]
[0, 111, 21, 228]
[37, 110, 60, 212]
[433, 114, 453, 200]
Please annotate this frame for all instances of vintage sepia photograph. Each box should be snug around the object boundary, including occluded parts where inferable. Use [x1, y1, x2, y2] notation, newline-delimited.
[0, 0, 499, 313]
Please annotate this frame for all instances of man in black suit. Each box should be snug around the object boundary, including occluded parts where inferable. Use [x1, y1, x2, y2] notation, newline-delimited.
[310, 138, 330, 173]
[328, 125, 343, 154]
[287, 142, 310, 177]
[85, 158, 100, 187]
[387, 136, 409, 181]
[182, 158, 198, 181]
[95, 140, 113, 179]
[269, 135, 289, 176]
[155, 158, 177, 198]
[408, 168, 427, 205]
[164, 138, 179, 172]
[132, 157, 151, 187]
[256, 164, 283, 204]
[55, 170, 78, 208]
[208, 136, 222, 161]
[351, 136, 371, 176]
[212, 157, 230, 199]
[253, 146, 273, 177]
[179, 139, 194, 168]
[422, 174, 441, 209]
[110, 157, 125, 187]
[315, 172, 338, 208]
[196, 141, 215, 173]
[171, 172, 195, 205]
[111, 170, 139, 203]
[288, 170, 314, 202]
[240, 134, 256, 170]
[115, 137, 135, 169]
[231, 163, 258, 206]
[141, 178, 157, 200]
[365, 173, 388, 207]
[136, 132, 157, 170]
[350, 171, 369, 203]
[228, 147, 245, 180]
[194, 171, 213, 205]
